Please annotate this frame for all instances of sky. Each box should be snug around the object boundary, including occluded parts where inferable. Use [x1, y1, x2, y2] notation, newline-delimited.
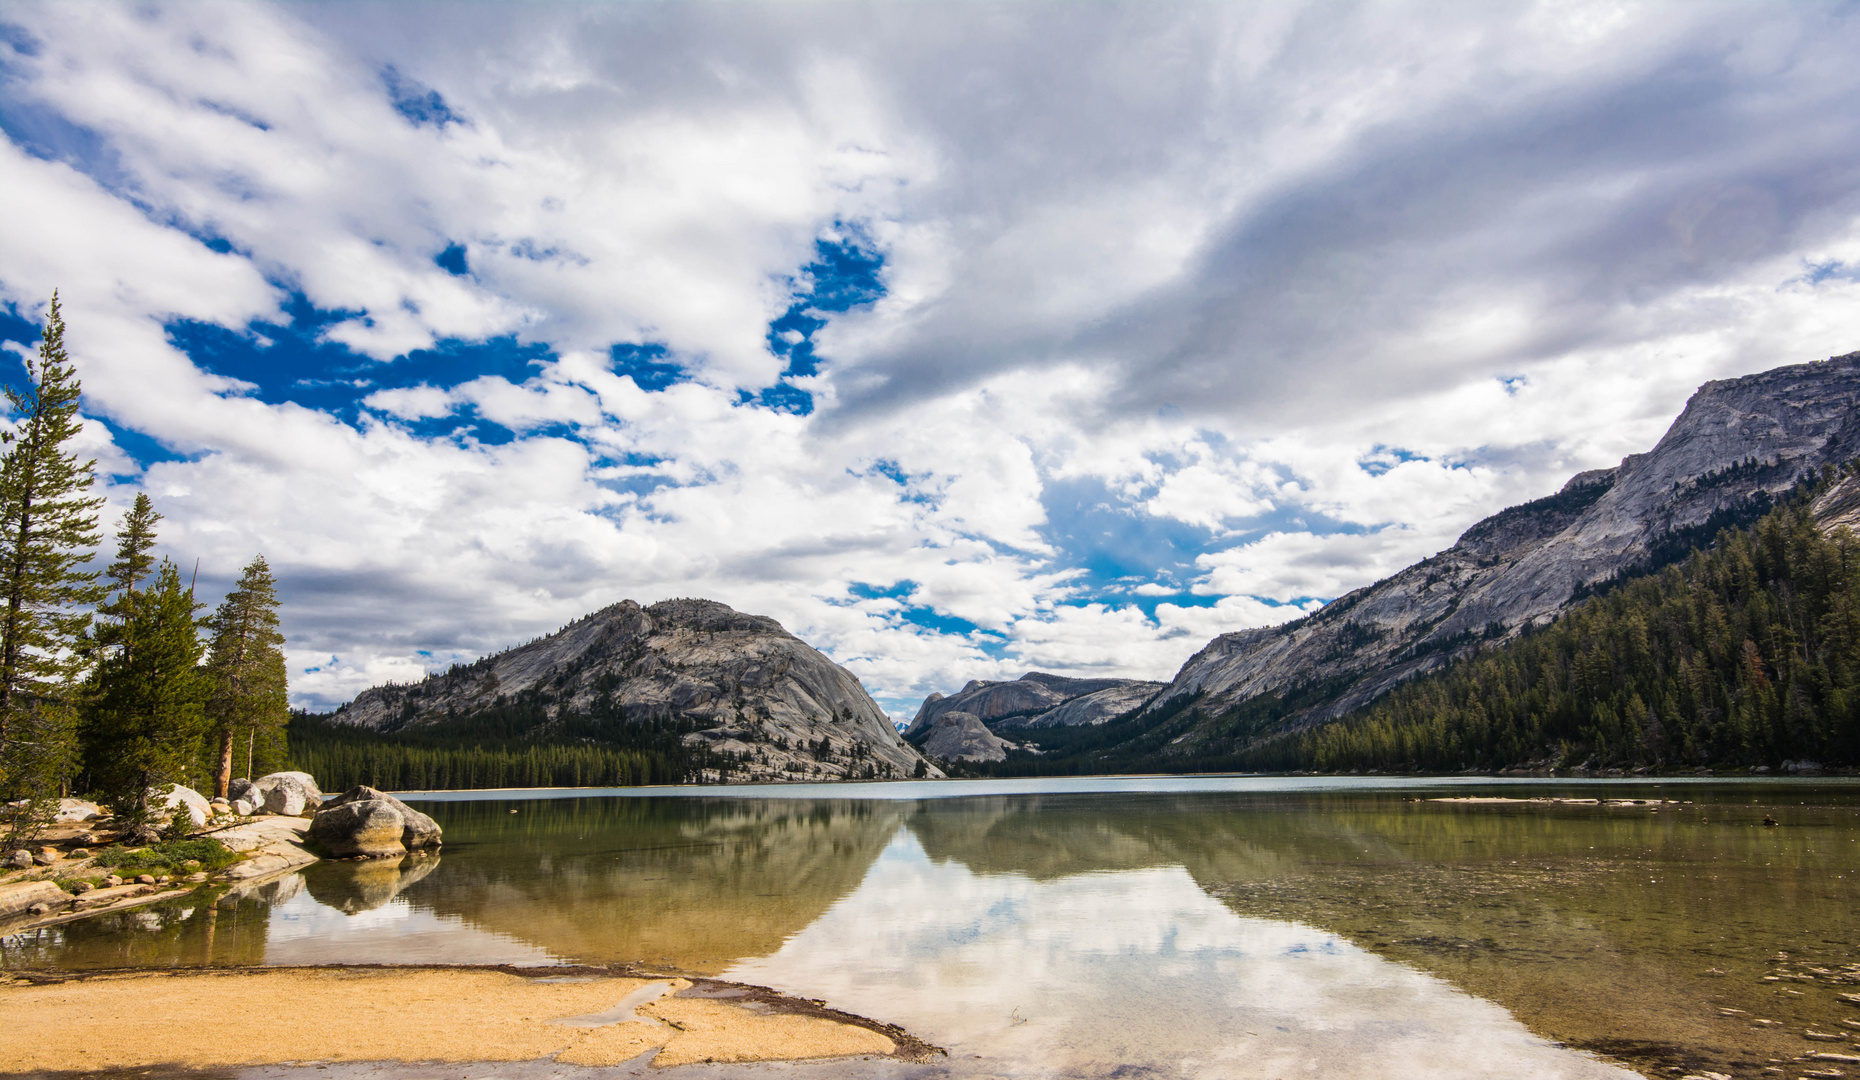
[1, 1, 1858, 719]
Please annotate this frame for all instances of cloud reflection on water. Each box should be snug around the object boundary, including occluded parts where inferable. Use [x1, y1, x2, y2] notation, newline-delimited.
[727, 829, 1636, 1080]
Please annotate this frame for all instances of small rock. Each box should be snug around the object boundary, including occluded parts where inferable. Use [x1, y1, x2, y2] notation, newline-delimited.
[1808, 1031, 1848, 1041]
[135, 874, 156, 885]
[125, 824, 161, 845]
[26, 901, 49, 915]
[209, 797, 230, 807]
[103, 874, 122, 887]
[32, 850, 57, 866]
[185, 872, 208, 883]
[181, 859, 201, 872]
[2, 849, 30, 869]
[71, 880, 95, 893]
[231, 799, 253, 816]
[69, 848, 89, 859]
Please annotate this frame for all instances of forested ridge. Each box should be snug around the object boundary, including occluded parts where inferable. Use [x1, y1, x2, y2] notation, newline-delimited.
[1241, 480, 1860, 773]
[287, 694, 727, 790]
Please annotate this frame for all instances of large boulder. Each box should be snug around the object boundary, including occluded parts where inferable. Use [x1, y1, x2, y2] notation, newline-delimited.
[252, 772, 323, 817]
[308, 799, 408, 858]
[54, 798, 103, 823]
[156, 785, 211, 830]
[228, 778, 258, 804]
[315, 786, 443, 852]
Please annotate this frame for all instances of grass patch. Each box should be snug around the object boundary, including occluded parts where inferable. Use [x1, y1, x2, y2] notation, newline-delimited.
[91, 838, 239, 875]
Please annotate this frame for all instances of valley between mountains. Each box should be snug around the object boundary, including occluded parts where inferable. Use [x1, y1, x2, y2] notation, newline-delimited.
[303, 351, 1860, 785]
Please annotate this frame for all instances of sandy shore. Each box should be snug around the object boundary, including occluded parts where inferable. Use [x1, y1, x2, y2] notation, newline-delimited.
[0, 966, 939, 1073]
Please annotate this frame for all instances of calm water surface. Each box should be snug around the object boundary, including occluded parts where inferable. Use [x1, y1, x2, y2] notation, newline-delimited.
[5, 776, 1858, 1079]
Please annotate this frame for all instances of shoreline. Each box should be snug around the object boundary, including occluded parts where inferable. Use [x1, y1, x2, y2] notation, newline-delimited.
[1, 814, 321, 932]
[0, 963, 943, 1074]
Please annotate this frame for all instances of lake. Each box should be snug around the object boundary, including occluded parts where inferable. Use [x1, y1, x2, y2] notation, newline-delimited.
[5, 775, 1858, 1079]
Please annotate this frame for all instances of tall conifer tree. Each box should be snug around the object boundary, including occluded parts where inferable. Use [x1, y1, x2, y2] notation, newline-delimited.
[85, 494, 161, 663]
[85, 559, 210, 825]
[0, 292, 104, 805]
[203, 555, 288, 797]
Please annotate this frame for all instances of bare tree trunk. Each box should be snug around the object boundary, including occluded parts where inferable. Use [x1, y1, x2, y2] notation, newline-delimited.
[215, 727, 235, 798]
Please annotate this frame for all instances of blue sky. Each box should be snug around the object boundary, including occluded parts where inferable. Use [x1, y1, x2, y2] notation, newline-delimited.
[1, 1, 1859, 716]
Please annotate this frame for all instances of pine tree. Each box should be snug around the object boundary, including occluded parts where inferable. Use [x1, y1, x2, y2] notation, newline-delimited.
[0, 292, 105, 809]
[83, 494, 162, 667]
[203, 555, 288, 797]
[84, 559, 210, 826]
[106, 493, 160, 596]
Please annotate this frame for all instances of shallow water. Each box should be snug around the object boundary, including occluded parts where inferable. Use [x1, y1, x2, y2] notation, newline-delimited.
[5, 776, 1859, 1078]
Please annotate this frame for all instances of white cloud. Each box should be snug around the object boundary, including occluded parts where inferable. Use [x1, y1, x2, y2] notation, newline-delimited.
[1, 0, 1858, 718]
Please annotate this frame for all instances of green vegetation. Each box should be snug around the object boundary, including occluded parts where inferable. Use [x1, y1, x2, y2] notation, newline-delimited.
[287, 707, 705, 790]
[202, 555, 289, 796]
[0, 292, 105, 820]
[0, 297, 287, 844]
[89, 837, 239, 875]
[83, 547, 212, 826]
[1246, 485, 1860, 772]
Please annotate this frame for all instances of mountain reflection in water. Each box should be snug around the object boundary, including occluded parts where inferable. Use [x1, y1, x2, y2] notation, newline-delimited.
[3, 779, 1856, 1079]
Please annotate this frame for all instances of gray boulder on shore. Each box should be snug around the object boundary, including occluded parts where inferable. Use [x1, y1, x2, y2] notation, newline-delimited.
[252, 772, 324, 817]
[309, 786, 443, 858]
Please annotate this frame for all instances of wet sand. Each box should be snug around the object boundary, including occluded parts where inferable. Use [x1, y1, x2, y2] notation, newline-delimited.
[0, 965, 935, 1073]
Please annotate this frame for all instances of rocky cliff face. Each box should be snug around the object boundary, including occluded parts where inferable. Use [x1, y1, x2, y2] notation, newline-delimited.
[905, 672, 1167, 737]
[1148, 350, 1860, 743]
[919, 712, 1016, 763]
[331, 598, 937, 782]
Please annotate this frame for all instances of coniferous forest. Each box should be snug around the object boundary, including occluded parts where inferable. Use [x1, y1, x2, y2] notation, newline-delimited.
[1241, 486, 1860, 773]
[0, 295, 291, 832]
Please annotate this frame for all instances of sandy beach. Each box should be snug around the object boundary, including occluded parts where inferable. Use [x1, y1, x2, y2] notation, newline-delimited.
[0, 966, 937, 1073]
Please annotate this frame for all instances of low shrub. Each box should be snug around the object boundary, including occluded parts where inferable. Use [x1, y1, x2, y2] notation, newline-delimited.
[91, 838, 238, 874]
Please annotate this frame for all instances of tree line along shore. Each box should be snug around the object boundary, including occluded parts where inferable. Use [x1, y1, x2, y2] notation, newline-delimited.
[0, 293, 288, 849]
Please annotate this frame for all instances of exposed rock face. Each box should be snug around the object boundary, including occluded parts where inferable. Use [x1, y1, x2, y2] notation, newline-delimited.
[1147, 351, 1860, 744]
[906, 672, 1165, 736]
[919, 711, 1014, 763]
[0, 880, 65, 918]
[331, 598, 937, 783]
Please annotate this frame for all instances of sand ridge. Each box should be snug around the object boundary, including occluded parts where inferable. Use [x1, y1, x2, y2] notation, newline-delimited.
[0, 966, 922, 1072]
